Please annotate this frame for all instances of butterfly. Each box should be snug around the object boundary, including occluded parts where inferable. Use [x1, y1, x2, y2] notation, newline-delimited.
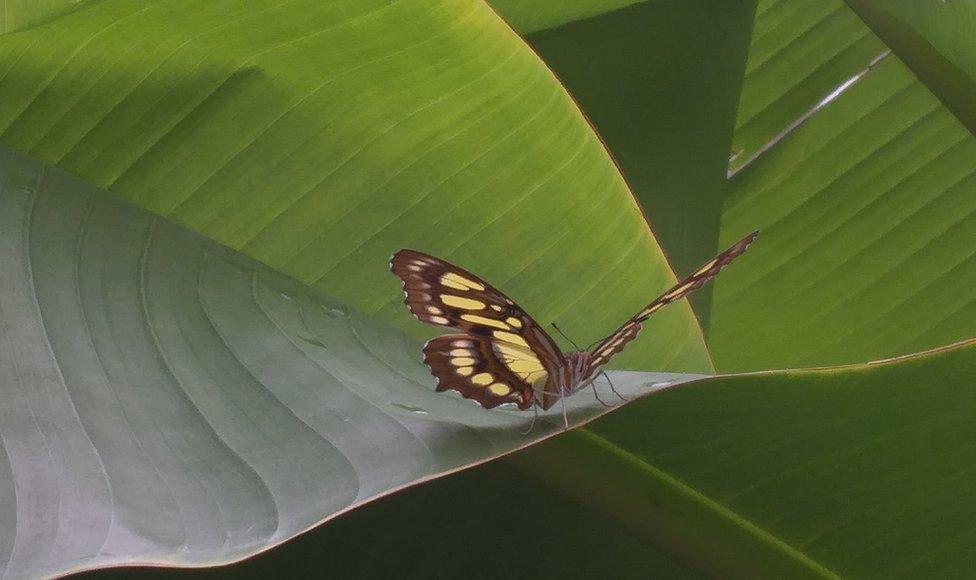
[391, 231, 758, 428]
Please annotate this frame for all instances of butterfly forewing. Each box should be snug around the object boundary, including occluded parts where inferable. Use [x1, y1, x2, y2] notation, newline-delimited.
[392, 249, 564, 410]
[393, 251, 543, 339]
[588, 231, 759, 369]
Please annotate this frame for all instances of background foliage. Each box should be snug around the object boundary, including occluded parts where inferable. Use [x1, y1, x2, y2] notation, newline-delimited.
[0, 0, 972, 577]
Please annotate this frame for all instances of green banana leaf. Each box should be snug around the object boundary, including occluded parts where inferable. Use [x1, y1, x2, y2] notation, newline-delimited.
[710, 1, 976, 371]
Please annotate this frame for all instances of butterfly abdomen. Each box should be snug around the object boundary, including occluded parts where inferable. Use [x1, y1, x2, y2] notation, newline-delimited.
[535, 350, 593, 410]
[566, 350, 593, 391]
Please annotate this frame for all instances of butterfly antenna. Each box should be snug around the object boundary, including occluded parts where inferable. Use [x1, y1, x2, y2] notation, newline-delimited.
[550, 322, 581, 350]
[601, 370, 629, 403]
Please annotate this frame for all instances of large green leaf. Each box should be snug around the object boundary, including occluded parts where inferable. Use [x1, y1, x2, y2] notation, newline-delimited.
[0, 145, 700, 578]
[0, 0, 710, 372]
[844, 0, 976, 136]
[84, 340, 976, 578]
[710, 2, 976, 371]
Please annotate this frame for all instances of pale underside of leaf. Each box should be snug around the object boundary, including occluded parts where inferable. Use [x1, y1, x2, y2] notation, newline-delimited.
[0, 147, 703, 579]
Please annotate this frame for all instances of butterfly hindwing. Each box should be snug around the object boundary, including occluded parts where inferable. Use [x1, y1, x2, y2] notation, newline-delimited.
[423, 334, 537, 410]
[392, 249, 564, 410]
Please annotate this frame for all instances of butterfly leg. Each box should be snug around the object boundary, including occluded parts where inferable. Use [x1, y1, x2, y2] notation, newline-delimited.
[522, 404, 540, 436]
[560, 394, 569, 431]
[590, 382, 613, 408]
[601, 370, 629, 402]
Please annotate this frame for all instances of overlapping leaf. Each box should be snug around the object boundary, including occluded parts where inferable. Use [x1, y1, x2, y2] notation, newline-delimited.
[710, 0, 976, 371]
[522, 0, 757, 289]
[845, 0, 976, 136]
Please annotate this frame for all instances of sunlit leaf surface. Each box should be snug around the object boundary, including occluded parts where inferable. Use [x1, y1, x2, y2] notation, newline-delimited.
[0, 0, 710, 373]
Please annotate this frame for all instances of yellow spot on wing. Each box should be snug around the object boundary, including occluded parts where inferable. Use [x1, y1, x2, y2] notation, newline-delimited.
[456, 366, 474, 376]
[493, 331, 529, 348]
[429, 316, 449, 325]
[449, 348, 474, 357]
[441, 272, 485, 291]
[640, 303, 664, 317]
[441, 278, 468, 290]
[442, 295, 486, 310]
[461, 314, 509, 330]
[663, 281, 696, 300]
[507, 359, 542, 373]
[451, 357, 476, 366]
[694, 258, 719, 276]
[505, 317, 522, 328]
[495, 343, 532, 358]
[487, 383, 510, 396]
[472, 373, 494, 386]
[492, 340, 546, 383]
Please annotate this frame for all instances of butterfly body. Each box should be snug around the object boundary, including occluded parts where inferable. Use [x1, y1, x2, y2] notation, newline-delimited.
[547, 350, 595, 410]
[391, 231, 757, 418]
